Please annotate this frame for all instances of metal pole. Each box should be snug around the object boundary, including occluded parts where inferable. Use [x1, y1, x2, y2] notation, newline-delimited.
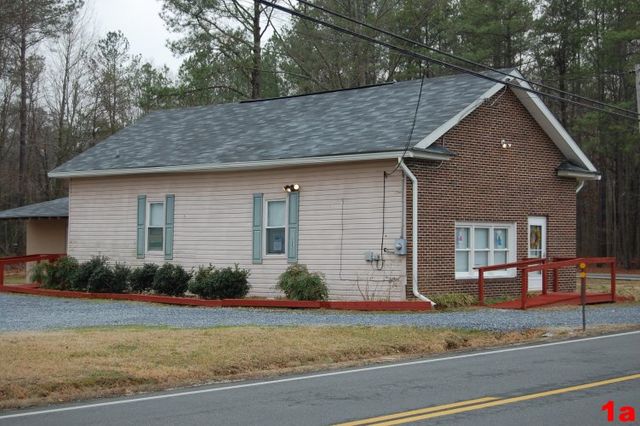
[636, 64, 640, 132]
[521, 271, 528, 310]
[579, 262, 587, 332]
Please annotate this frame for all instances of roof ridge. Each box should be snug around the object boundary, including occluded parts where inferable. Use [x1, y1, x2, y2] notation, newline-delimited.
[239, 81, 396, 104]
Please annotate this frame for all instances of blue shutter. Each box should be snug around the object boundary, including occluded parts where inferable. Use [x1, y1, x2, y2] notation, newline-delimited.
[164, 194, 175, 260]
[287, 192, 299, 263]
[136, 195, 146, 259]
[252, 193, 263, 264]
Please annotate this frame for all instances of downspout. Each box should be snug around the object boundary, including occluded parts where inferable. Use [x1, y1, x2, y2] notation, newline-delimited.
[575, 179, 585, 194]
[398, 158, 436, 307]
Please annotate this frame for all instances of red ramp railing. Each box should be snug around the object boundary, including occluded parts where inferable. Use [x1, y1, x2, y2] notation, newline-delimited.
[0, 254, 65, 287]
[476, 257, 617, 309]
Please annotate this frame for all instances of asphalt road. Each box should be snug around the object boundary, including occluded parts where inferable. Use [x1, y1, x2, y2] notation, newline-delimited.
[1, 331, 639, 426]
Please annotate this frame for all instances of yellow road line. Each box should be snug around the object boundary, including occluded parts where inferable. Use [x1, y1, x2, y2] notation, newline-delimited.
[341, 373, 640, 426]
[335, 397, 498, 426]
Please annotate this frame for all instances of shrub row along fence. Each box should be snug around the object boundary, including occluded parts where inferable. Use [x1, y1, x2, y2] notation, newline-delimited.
[25, 256, 329, 301]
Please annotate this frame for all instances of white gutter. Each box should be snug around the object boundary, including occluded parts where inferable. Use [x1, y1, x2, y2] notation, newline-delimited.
[398, 158, 436, 307]
[557, 170, 601, 181]
[576, 179, 585, 194]
[49, 150, 453, 179]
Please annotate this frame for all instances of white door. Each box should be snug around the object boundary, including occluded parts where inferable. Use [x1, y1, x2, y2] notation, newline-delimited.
[528, 216, 547, 291]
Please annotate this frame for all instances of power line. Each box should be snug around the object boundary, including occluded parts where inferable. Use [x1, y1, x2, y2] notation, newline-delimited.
[257, 0, 638, 122]
[292, 0, 638, 119]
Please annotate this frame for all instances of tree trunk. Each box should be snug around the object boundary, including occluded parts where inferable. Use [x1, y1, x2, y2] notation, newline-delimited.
[251, 0, 261, 99]
[57, 40, 71, 165]
[18, 26, 27, 206]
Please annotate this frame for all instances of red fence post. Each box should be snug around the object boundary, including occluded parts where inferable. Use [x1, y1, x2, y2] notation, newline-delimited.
[478, 269, 485, 306]
[0, 260, 4, 287]
[542, 258, 548, 295]
[610, 260, 616, 302]
[521, 270, 529, 310]
[553, 268, 558, 293]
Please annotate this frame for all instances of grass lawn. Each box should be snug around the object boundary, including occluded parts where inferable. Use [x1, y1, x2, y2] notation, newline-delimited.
[0, 325, 545, 409]
[584, 278, 640, 302]
[2, 273, 28, 285]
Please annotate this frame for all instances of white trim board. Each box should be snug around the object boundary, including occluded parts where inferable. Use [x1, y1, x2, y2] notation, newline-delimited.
[415, 69, 598, 174]
[48, 150, 452, 179]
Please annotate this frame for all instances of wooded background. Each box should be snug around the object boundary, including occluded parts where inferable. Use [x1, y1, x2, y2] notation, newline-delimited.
[0, 0, 638, 267]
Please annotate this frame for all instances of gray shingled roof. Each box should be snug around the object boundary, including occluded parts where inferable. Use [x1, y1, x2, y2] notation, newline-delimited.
[51, 71, 512, 175]
[0, 198, 68, 220]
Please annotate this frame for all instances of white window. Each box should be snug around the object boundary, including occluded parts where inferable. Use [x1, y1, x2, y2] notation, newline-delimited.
[265, 200, 286, 255]
[147, 202, 165, 252]
[455, 223, 516, 279]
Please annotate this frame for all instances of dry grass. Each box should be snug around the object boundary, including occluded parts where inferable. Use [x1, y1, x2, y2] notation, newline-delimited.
[0, 325, 543, 409]
[583, 278, 640, 302]
[2, 272, 28, 285]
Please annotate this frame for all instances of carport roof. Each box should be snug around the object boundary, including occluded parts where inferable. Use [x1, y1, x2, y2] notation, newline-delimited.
[0, 197, 68, 220]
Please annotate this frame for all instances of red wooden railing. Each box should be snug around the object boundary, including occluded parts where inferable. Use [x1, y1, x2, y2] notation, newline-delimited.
[475, 258, 546, 305]
[476, 257, 617, 309]
[0, 254, 65, 287]
[522, 257, 616, 310]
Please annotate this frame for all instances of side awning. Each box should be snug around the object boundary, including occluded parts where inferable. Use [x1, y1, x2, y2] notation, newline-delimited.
[0, 197, 69, 220]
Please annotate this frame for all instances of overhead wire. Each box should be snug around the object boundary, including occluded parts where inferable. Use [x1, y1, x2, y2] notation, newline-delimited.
[256, 0, 639, 122]
[290, 0, 638, 119]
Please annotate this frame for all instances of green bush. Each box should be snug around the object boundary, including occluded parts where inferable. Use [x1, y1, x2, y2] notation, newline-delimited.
[430, 293, 478, 310]
[72, 256, 109, 291]
[129, 263, 158, 293]
[276, 264, 328, 301]
[152, 263, 191, 296]
[30, 262, 48, 285]
[86, 262, 116, 293]
[112, 263, 131, 293]
[84, 262, 131, 294]
[44, 256, 79, 290]
[188, 264, 250, 299]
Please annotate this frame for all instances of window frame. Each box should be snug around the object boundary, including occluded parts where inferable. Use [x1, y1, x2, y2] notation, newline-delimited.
[264, 198, 288, 257]
[454, 222, 517, 279]
[146, 201, 165, 253]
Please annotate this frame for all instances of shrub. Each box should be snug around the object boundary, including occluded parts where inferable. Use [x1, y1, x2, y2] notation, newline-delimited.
[86, 262, 116, 293]
[29, 262, 48, 285]
[188, 265, 216, 299]
[276, 264, 328, 301]
[129, 263, 158, 293]
[188, 264, 250, 299]
[152, 263, 191, 296]
[72, 256, 109, 291]
[430, 293, 478, 310]
[112, 263, 131, 293]
[44, 256, 79, 290]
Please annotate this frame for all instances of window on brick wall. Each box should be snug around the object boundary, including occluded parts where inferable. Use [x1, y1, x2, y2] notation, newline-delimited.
[455, 223, 516, 279]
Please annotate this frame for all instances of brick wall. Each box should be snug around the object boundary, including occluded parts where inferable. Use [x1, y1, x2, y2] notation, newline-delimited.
[406, 88, 577, 299]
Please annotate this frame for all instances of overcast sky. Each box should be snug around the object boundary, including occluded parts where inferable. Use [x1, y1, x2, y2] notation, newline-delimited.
[86, 0, 182, 73]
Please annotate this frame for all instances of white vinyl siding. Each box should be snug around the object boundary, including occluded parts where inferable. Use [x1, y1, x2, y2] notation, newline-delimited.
[455, 222, 516, 279]
[67, 160, 406, 301]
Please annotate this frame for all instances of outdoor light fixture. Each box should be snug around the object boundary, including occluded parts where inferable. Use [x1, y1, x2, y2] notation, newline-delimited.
[283, 184, 301, 192]
[501, 139, 512, 149]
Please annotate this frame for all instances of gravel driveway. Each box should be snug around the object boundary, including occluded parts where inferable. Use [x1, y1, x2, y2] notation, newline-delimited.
[1, 293, 639, 332]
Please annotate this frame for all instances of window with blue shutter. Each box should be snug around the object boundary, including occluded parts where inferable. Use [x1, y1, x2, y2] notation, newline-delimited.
[287, 192, 299, 263]
[252, 193, 263, 264]
[164, 194, 175, 260]
[136, 195, 146, 259]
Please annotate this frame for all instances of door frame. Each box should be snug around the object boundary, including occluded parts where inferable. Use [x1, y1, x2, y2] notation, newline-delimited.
[527, 216, 547, 291]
